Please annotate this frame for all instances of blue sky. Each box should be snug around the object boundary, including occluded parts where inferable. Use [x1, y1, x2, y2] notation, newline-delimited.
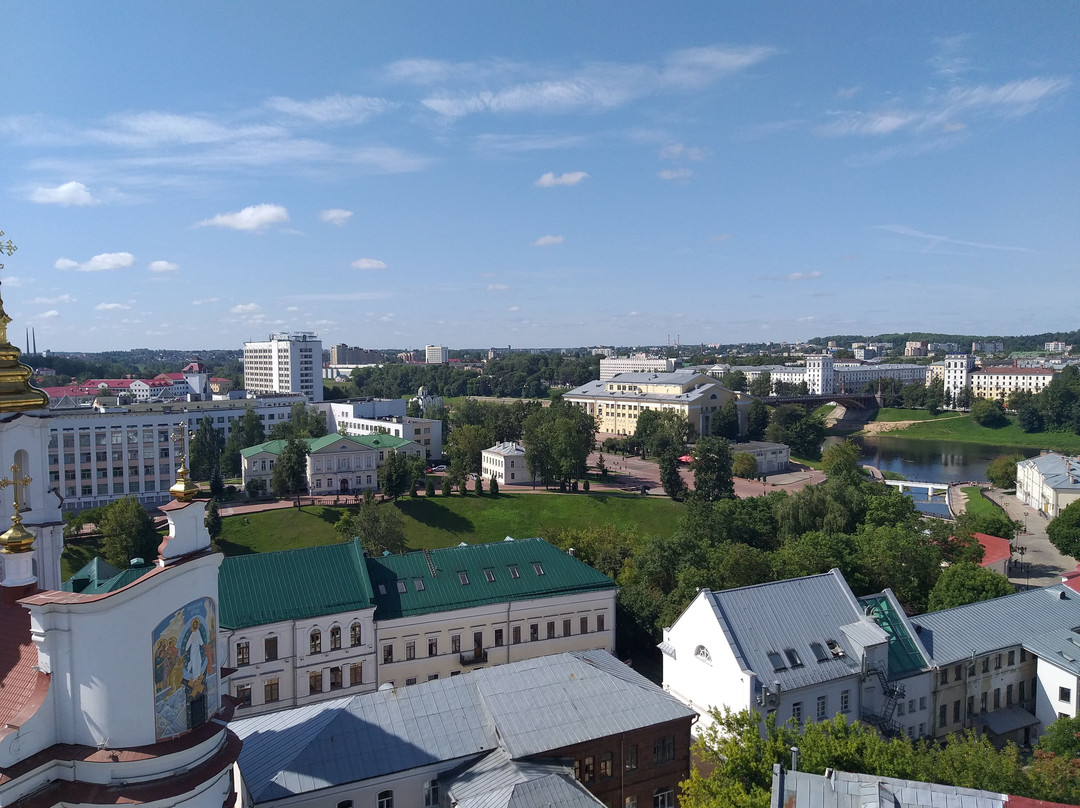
[2, 2, 1076, 352]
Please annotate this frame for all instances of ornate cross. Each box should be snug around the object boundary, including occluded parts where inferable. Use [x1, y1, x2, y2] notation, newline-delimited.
[0, 462, 31, 510]
[171, 421, 193, 468]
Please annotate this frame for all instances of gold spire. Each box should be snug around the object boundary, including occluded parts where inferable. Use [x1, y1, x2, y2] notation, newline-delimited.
[0, 464, 34, 553]
[169, 421, 200, 502]
[0, 234, 48, 414]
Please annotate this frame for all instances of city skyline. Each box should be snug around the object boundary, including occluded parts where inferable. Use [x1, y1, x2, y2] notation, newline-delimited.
[2, 2, 1077, 352]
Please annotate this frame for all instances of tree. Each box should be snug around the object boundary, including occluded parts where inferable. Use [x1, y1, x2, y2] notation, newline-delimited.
[748, 372, 772, 398]
[523, 400, 597, 488]
[820, 439, 861, 481]
[766, 405, 826, 460]
[189, 416, 224, 481]
[269, 402, 328, 440]
[209, 463, 225, 499]
[488, 476, 499, 497]
[746, 399, 769, 441]
[658, 448, 687, 501]
[711, 398, 741, 439]
[238, 407, 266, 447]
[731, 453, 758, 479]
[220, 429, 243, 477]
[98, 496, 161, 568]
[927, 562, 1014, 611]
[635, 409, 693, 456]
[721, 369, 747, 392]
[955, 385, 973, 410]
[245, 477, 266, 499]
[441, 476, 452, 496]
[204, 498, 223, 541]
[377, 450, 413, 501]
[425, 476, 436, 497]
[270, 438, 308, 498]
[986, 454, 1024, 489]
[596, 452, 608, 479]
[691, 436, 734, 501]
[1017, 403, 1044, 433]
[445, 424, 492, 476]
[970, 397, 1009, 428]
[1047, 499, 1080, 560]
[335, 494, 407, 555]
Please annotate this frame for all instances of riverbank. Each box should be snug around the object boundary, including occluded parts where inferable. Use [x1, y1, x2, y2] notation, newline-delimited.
[851, 410, 1080, 453]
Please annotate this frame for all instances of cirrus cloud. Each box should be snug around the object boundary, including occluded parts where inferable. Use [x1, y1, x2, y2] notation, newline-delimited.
[197, 203, 289, 232]
[487, 283, 510, 291]
[535, 171, 589, 187]
[532, 235, 564, 247]
[351, 258, 388, 270]
[658, 168, 692, 181]
[31, 180, 98, 206]
[95, 302, 131, 311]
[55, 252, 135, 272]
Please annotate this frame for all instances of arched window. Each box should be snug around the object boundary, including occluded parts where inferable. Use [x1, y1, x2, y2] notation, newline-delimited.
[377, 790, 394, 808]
[310, 629, 322, 654]
[695, 645, 712, 664]
[330, 625, 341, 651]
[350, 621, 363, 646]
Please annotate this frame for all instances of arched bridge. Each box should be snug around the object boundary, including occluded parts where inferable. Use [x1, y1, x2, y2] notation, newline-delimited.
[759, 393, 880, 410]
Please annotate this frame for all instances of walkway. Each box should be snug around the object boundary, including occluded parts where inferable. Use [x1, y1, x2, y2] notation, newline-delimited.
[981, 488, 1074, 588]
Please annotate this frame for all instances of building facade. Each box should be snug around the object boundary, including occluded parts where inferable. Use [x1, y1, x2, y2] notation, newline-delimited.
[944, 353, 976, 405]
[425, 345, 449, 364]
[599, 355, 679, 381]
[1016, 453, 1080, 519]
[321, 399, 443, 459]
[969, 366, 1056, 403]
[243, 332, 323, 401]
[481, 441, 537, 485]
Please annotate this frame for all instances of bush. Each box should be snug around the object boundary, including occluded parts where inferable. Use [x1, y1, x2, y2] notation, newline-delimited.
[245, 478, 266, 499]
[971, 397, 1009, 428]
[475, 476, 485, 496]
[441, 477, 452, 496]
[732, 453, 759, 479]
[489, 477, 499, 497]
[425, 477, 436, 497]
[582, 479, 590, 492]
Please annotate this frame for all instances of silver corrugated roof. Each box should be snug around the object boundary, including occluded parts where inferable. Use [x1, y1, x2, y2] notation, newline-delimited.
[770, 766, 1008, 808]
[444, 749, 602, 808]
[912, 585, 1080, 664]
[704, 570, 870, 690]
[1022, 629, 1080, 675]
[1019, 453, 1080, 491]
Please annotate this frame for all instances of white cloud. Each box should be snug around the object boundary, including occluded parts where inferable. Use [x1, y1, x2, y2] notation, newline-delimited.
[29, 294, 75, 304]
[532, 235, 564, 247]
[230, 303, 262, 314]
[266, 94, 394, 124]
[95, 302, 131, 311]
[290, 292, 390, 301]
[709, 233, 732, 243]
[351, 258, 388, 270]
[784, 271, 822, 281]
[149, 260, 179, 273]
[31, 180, 98, 206]
[197, 203, 289, 232]
[487, 283, 510, 291]
[286, 306, 299, 312]
[321, 209, 353, 226]
[34, 310, 60, 319]
[658, 168, 692, 180]
[191, 297, 219, 305]
[54, 252, 135, 272]
[508, 305, 520, 311]
[535, 171, 589, 187]
[835, 86, 861, 100]
[659, 144, 707, 161]
[1, 276, 26, 287]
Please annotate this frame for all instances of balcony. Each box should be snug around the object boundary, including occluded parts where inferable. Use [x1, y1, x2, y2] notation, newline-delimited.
[459, 649, 488, 666]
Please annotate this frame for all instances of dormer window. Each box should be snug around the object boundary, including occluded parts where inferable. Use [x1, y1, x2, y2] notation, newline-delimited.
[694, 645, 712, 664]
[784, 649, 803, 668]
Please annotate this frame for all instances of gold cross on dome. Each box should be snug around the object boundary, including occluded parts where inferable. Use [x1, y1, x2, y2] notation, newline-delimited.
[170, 422, 193, 466]
[0, 462, 31, 510]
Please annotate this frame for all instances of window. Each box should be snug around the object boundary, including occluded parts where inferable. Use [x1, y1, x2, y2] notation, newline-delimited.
[494, 628, 504, 647]
[939, 704, 948, 727]
[953, 700, 961, 723]
[625, 744, 638, 771]
[919, 696, 926, 710]
[653, 787, 674, 808]
[810, 642, 829, 662]
[484, 569, 495, 582]
[954, 664, 962, 680]
[563, 618, 572, 636]
[309, 671, 322, 693]
[396, 580, 407, 594]
[547, 621, 556, 639]
[897, 701, 905, 717]
[350, 663, 363, 686]
[452, 634, 461, 654]
[980, 692, 987, 713]
[405, 677, 417, 686]
[532, 562, 545, 575]
[600, 751, 613, 778]
[967, 695, 974, 717]
[785, 648, 804, 669]
[330, 626, 341, 650]
[1021, 649, 1027, 663]
[530, 623, 539, 642]
[458, 571, 470, 585]
[581, 616, 589, 634]
[236, 683, 252, 707]
[995, 653, 1002, 670]
[350, 622, 363, 646]
[406, 641, 416, 660]
[428, 637, 438, 656]
[792, 702, 803, 723]
[236, 641, 250, 666]
[330, 666, 343, 690]
[509, 565, 520, 579]
[424, 779, 439, 808]
[767, 651, 787, 671]
[1059, 686, 1072, 703]
[583, 756, 595, 782]
[994, 688, 1001, 709]
[309, 630, 322, 654]
[939, 668, 949, 686]
[840, 690, 850, 713]
[597, 613, 605, 632]
[414, 577, 425, 591]
[816, 695, 827, 720]
[377, 790, 393, 808]
[626, 797, 638, 808]
[427, 673, 439, 681]
[981, 657, 989, 673]
[1008, 650, 1015, 666]
[265, 678, 279, 703]
[383, 644, 393, 663]
[1006, 684, 1014, 705]
[512, 626, 521, 644]
[653, 734, 674, 765]
[337, 802, 353, 808]
[1019, 681, 1026, 702]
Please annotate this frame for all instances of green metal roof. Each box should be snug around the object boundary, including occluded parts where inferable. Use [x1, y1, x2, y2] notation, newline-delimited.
[239, 433, 415, 460]
[366, 537, 617, 621]
[349, 434, 416, 451]
[219, 540, 375, 629]
[62, 556, 155, 594]
[860, 593, 929, 676]
[239, 439, 290, 459]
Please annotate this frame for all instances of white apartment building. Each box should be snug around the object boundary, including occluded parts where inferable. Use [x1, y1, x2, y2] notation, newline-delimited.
[737, 355, 926, 396]
[969, 366, 1056, 403]
[425, 345, 449, 364]
[1016, 453, 1080, 519]
[481, 441, 537, 485]
[1045, 341, 1068, 353]
[944, 353, 976, 405]
[321, 399, 444, 459]
[599, 354, 679, 380]
[243, 332, 323, 402]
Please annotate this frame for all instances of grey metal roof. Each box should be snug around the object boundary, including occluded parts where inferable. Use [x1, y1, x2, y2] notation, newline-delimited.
[232, 650, 693, 803]
[484, 441, 526, 457]
[1022, 629, 1080, 675]
[703, 570, 872, 691]
[469, 649, 696, 759]
[563, 373, 725, 404]
[911, 585, 1080, 664]
[232, 676, 496, 802]
[770, 765, 1008, 808]
[975, 704, 1039, 736]
[444, 749, 603, 808]
[1019, 453, 1080, 491]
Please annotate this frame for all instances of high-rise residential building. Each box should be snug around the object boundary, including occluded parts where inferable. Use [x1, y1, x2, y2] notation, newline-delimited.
[243, 332, 323, 401]
[944, 353, 975, 405]
[425, 344, 449, 364]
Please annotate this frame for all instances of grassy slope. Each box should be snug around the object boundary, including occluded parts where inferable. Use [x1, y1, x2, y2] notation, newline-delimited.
[871, 408, 964, 423]
[874, 413, 1080, 452]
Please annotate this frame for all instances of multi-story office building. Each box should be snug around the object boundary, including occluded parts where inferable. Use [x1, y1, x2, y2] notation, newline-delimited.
[329, 343, 382, 365]
[944, 353, 976, 405]
[425, 344, 449, 364]
[599, 355, 679, 380]
[243, 332, 323, 401]
[320, 398, 443, 459]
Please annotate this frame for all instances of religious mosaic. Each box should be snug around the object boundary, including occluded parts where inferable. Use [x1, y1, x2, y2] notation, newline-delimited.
[152, 597, 218, 739]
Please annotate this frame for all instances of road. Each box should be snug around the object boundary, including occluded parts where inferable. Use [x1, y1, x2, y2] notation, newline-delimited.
[981, 488, 1077, 588]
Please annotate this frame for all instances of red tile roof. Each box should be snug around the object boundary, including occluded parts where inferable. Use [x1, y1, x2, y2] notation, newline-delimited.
[0, 601, 49, 731]
[973, 532, 1012, 568]
[1063, 564, 1080, 593]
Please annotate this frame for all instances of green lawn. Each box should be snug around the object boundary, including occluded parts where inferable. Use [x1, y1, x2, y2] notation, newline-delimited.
[874, 414, 1080, 452]
[871, 407, 964, 423]
[961, 486, 1004, 519]
[217, 492, 684, 556]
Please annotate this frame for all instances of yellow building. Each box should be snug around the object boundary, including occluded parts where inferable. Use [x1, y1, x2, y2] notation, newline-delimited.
[970, 366, 1056, 403]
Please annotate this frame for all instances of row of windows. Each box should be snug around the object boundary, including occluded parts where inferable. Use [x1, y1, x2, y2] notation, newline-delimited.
[938, 649, 1025, 685]
[895, 696, 927, 717]
[235, 623, 365, 665]
[791, 691, 850, 723]
[573, 736, 674, 787]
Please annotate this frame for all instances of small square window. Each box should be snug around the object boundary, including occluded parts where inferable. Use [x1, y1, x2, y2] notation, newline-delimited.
[508, 565, 520, 578]
[1059, 686, 1072, 703]
[532, 562, 545, 575]
[484, 569, 495, 582]
[458, 571, 469, 585]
